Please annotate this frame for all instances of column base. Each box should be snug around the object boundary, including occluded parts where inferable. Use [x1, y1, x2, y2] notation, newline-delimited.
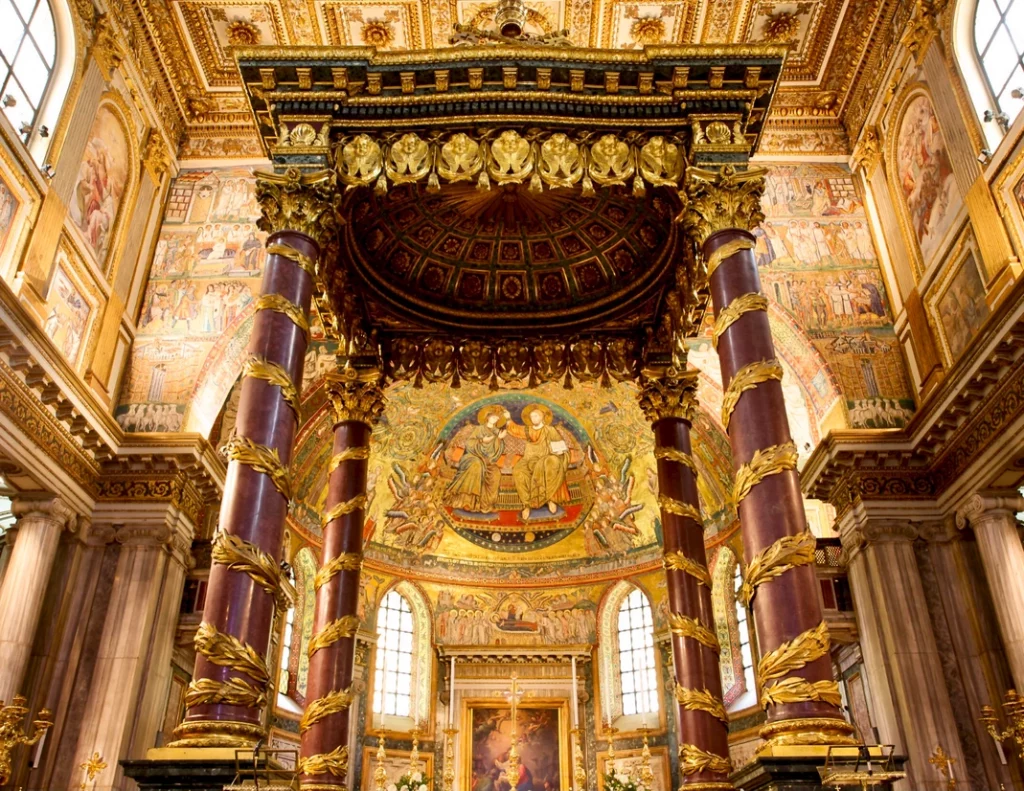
[168, 719, 266, 748]
[756, 717, 858, 756]
[731, 748, 906, 791]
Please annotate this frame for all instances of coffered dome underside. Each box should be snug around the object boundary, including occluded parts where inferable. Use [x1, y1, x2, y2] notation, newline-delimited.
[345, 184, 678, 332]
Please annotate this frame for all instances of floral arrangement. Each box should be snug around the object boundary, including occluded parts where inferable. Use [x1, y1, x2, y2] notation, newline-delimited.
[387, 769, 431, 791]
[603, 771, 648, 791]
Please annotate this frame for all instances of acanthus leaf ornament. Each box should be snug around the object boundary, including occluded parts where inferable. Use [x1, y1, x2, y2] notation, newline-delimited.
[327, 372, 386, 426]
[637, 368, 699, 424]
[255, 168, 339, 247]
[681, 165, 767, 245]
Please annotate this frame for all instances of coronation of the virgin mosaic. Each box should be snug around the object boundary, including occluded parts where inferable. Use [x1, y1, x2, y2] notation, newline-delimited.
[1, 0, 1024, 790]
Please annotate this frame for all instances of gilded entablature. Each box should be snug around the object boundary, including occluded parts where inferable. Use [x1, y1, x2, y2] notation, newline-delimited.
[114, 0, 898, 157]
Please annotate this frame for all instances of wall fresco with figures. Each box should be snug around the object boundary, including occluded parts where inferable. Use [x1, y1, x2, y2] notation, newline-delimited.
[753, 163, 914, 428]
[117, 167, 268, 431]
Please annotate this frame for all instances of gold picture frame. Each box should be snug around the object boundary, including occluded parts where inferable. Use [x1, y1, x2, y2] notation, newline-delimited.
[461, 697, 570, 791]
[361, 746, 436, 791]
[597, 745, 672, 791]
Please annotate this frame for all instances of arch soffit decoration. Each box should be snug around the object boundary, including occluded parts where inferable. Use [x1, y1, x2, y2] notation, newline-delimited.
[709, 546, 745, 707]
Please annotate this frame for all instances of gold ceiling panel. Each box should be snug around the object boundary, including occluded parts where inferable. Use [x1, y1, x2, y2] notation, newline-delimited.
[114, 0, 897, 157]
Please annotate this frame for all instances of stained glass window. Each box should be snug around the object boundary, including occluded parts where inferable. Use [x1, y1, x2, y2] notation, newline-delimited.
[373, 590, 414, 717]
[617, 588, 658, 716]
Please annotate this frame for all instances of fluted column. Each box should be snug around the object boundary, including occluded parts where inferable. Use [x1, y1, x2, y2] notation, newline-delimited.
[839, 518, 966, 790]
[638, 370, 731, 791]
[956, 492, 1024, 690]
[299, 372, 385, 791]
[682, 166, 854, 751]
[174, 168, 338, 747]
[0, 495, 76, 703]
[69, 516, 194, 791]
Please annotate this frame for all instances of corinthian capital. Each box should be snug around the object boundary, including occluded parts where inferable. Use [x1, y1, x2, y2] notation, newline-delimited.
[681, 165, 766, 246]
[255, 168, 339, 247]
[327, 368, 386, 427]
[637, 368, 699, 424]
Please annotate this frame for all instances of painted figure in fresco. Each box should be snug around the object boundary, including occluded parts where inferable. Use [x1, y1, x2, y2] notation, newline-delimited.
[503, 405, 570, 519]
[445, 405, 508, 514]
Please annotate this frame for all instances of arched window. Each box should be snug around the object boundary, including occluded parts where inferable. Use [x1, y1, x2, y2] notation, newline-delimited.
[617, 588, 658, 716]
[278, 604, 295, 690]
[373, 590, 414, 717]
[0, 0, 57, 144]
[732, 565, 756, 705]
[973, 0, 1024, 119]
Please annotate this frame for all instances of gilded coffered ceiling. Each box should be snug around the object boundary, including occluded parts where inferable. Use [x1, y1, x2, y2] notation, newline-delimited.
[104, 0, 909, 158]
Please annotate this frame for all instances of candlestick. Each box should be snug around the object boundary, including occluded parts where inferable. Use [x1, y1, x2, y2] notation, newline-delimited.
[443, 727, 458, 791]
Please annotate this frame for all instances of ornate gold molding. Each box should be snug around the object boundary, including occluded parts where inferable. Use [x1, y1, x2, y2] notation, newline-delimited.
[757, 621, 830, 685]
[299, 688, 354, 734]
[298, 745, 349, 778]
[267, 241, 317, 278]
[761, 677, 842, 709]
[637, 369, 699, 424]
[705, 238, 755, 280]
[255, 168, 339, 247]
[679, 743, 731, 776]
[314, 553, 362, 590]
[193, 622, 269, 685]
[242, 355, 299, 419]
[308, 616, 360, 657]
[322, 494, 368, 527]
[740, 531, 816, 606]
[658, 494, 702, 524]
[654, 446, 697, 476]
[327, 373, 386, 426]
[713, 293, 768, 349]
[732, 441, 798, 507]
[223, 435, 292, 501]
[254, 293, 310, 342]
[664, 551, 711, 588]
[681, 165, 766, 246]
[211, 532, 282, 600]
[328, 447, 371, 474]
[721, 359, 783, 431]
[668, 613, 720, 652]
[674, 684, 727, 723]
[91, 15, 125, 81]
[184, 677, 266, 710]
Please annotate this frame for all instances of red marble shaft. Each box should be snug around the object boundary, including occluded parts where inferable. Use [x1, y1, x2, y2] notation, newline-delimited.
[182, 230, 317, 731]
[654, 417, 730, 785]
[706, 229, 839, 724]
[300, 420, 371, 788]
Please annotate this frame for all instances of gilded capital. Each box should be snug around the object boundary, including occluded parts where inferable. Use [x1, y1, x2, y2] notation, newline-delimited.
[327, 369, 386, 427]
[255, 168, 339, 248]
[637, 368, 699, 424]
[681, 165, 766, 246]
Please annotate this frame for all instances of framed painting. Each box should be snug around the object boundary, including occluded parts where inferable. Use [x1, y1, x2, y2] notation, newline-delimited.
[462, 698, 570, 791]
[597, 746, 671, 791]
[361, 747, 435, 791]
[928, 238, 991, 364]
[0, 142, 40, 281]
[993, 141, 1024, 261]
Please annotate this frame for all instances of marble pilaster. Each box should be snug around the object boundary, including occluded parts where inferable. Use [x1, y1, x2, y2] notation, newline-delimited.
[839, 516, 967, 790]
[0, 495, 77, 704]
[956, 492, 1024, 691]
[68, 508, 194, 791]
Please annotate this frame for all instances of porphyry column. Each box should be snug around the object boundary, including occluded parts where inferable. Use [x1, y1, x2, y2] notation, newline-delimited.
[639, 370, 731, 790]
[682, 166, 855, 752]
[299, 371, 385, 791]
[173, 169, 338, 747]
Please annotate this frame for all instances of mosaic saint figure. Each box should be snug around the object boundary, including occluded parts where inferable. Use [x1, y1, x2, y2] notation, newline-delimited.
[445, 405, 507, 513]
[503, 404, 570, 519]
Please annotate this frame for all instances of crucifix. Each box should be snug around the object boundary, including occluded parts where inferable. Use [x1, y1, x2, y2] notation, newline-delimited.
[501, 673, 524, 790]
